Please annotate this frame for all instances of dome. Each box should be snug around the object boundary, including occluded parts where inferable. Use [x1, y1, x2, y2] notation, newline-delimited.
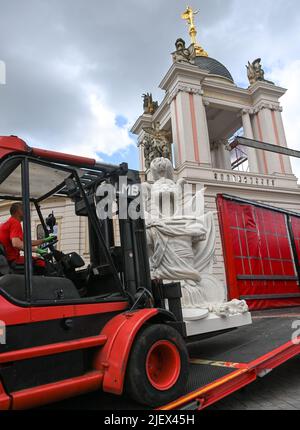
[194, 56, 234, 83]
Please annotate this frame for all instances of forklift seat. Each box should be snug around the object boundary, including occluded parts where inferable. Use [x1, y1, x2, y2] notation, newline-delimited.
[0, 244, 37, 275]
[0, 244, 11, 275]
[0, 274, 81, 302]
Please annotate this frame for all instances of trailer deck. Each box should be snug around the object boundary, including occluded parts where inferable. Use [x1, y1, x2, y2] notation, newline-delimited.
[161, 307, 300, 410]
[39, 307, 300, 410]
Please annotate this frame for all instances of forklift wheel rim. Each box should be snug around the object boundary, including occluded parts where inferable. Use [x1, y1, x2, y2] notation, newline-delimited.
[145, 340, 181, 391]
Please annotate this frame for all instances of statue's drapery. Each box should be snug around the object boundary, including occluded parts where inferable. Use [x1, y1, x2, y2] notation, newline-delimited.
[147, 218, 206, 282]
[143, 158, 249, 316]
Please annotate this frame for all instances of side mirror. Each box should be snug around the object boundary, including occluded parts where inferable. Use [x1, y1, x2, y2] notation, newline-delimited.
[46, 212, 56, 233]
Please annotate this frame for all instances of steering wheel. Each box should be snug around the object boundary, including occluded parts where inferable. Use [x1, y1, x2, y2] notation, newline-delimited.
[38, 238, 60, 274]
[42, 238, 59, 250]
[37, 238, 59, 262]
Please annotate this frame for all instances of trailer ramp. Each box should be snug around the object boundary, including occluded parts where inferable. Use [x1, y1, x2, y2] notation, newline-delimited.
[160, 307, 300, 410]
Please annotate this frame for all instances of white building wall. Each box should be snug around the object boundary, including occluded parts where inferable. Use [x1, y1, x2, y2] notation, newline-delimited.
[204, 194, 227, 286]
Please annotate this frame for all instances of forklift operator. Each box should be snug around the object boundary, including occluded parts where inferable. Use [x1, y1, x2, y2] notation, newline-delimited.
[0, 203, 54, 272]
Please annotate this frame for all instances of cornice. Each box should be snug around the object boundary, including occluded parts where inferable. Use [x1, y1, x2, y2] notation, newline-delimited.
[130, 114, 152, 135]
[159, 62, 209, 91]
[248, 81, 287, 98]
[167, 83, 204, 104]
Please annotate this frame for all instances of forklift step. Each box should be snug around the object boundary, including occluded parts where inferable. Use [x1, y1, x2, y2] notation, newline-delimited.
[0, 335, 107, 364]
[11, 371, 103, 410]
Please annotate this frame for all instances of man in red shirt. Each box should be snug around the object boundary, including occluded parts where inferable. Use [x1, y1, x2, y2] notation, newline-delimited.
[0, 203, 49, 273]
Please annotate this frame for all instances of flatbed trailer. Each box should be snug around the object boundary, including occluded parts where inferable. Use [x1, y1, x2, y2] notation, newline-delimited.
[40, 307, 300, 410]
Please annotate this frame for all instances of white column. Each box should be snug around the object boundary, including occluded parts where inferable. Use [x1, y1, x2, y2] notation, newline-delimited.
[138, 141, 145, 172]
[241, 110, 259, 173]
[258, 108, 285, 175]
[273, 109, 293, 175]
[169, 88, 212, 169]
[218, 142, 232, 170]
[175, 91, 195, 164]
[193, 95, 212, 167]
[170, 99, 181, 168]
[251, 113, 268, 174]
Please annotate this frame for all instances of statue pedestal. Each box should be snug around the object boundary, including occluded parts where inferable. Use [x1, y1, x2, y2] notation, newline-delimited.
[182, 308, 209, 321]
[184, 311, 252, 338]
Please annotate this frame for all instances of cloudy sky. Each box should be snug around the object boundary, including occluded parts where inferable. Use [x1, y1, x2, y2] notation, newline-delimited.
[0, 0, 299, 175]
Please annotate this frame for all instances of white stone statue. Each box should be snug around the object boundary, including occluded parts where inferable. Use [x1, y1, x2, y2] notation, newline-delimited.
[142, 158, 248, 319]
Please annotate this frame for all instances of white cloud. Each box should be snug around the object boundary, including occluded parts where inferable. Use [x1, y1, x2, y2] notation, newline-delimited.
[44, 53, 136, 160]
[65, 88, 135, 159]
[10, 53, 136, 161]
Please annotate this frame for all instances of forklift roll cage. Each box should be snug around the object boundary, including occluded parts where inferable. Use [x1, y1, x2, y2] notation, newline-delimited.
[0, 150, 152, 307]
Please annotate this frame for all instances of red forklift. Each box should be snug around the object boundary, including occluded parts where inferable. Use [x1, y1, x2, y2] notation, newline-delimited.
[0, 135, 192, 410]
[1, 135, 300, 411]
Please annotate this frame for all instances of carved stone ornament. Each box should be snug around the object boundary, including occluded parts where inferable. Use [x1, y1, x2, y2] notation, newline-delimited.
[172, 38, 196, 65]
[142, 122, 172, 169]
[246, 58, 274, 86]
[253, 102, 283, 114]
[142, 93, 159, 115]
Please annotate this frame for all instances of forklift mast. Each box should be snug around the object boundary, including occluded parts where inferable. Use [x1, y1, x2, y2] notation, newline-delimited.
[70, 162, 152, 302]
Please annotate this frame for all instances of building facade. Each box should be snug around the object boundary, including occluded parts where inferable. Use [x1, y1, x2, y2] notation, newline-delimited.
[131, 14, 300, 287]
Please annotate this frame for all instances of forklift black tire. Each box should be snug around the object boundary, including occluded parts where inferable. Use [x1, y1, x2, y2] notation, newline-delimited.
[125, 323, 189, 408]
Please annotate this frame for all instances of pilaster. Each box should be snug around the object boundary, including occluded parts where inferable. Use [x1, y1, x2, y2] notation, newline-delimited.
[241, 109, 259, 173]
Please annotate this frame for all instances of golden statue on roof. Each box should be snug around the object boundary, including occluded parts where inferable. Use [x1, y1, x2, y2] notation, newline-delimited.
[181, 6, 208, 57]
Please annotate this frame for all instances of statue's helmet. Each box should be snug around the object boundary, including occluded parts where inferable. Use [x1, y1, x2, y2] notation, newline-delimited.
[253, 58, 262, 68]
[175, 38, 186, 50]
[151, 158, 174, 181]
